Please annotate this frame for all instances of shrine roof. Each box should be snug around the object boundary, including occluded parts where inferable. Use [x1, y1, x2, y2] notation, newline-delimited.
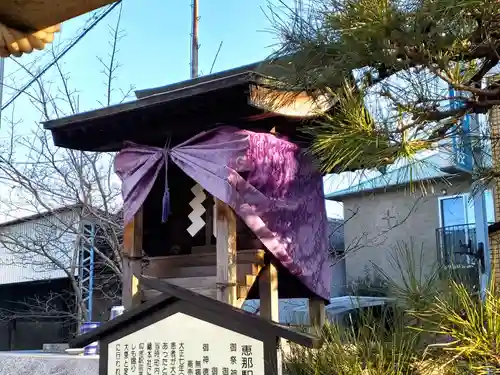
[43, 62, 268, 151]
[133, 62, 260, 99]
[43, 59, 336, 152]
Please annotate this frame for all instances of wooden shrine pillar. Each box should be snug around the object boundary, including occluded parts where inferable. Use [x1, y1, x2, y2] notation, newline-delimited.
[122, 207, 144, 310]
[259, 262, 279, 321]
[259, 258, 282, 375]
[309, 298, 326, 330]
[215, 199, 238, 306]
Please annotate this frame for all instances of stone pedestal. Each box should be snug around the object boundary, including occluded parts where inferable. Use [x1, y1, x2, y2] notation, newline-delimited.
[0, 352, 98, 375]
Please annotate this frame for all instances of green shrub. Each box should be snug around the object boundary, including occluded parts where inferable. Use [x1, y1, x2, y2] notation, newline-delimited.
[284, 241, 498, 374]
[347, 269, 390, 297]
[412, 281, 500, 374]
[284, 307, 425, 375]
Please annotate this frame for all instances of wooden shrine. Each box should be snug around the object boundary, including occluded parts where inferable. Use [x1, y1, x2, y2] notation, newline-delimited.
[44, 61, 336, 326]
[71, 277, 321, 375]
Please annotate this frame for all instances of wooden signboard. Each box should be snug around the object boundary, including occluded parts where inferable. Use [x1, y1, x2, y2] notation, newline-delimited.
[108, 313, 265, 375]
[72, 276, 321, 375]
[0, 0, 117, 32]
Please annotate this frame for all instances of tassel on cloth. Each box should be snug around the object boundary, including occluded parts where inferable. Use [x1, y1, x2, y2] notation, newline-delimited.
[162, 187, 170, 223]
[161, 137, 171, 223]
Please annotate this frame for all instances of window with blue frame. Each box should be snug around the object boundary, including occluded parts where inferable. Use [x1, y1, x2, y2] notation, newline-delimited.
[439, 190, 495, 228]
[440, 196, 468, 227]
[438, 190, 495, 267]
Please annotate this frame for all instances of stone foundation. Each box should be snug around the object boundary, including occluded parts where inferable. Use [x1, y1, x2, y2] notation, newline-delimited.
[0, 352, 98, 375]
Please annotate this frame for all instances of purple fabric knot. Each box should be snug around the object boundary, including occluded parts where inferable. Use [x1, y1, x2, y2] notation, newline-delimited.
[114, 126, 332, 300]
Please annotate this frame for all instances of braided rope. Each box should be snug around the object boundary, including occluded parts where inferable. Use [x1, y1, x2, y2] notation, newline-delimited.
[0, 23, 61, 57]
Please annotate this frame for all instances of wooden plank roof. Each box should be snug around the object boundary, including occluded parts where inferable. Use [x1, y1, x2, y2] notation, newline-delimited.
[44, 62, 260, 132]
[43, 63, 266, 151]
[43, 59, 337, 151]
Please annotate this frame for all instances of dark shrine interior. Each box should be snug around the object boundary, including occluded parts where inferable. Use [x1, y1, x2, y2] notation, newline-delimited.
[142, 160, 264, 258]
[141, 158, 317, 300]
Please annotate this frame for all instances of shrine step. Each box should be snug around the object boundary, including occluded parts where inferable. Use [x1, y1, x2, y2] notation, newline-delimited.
[143, 286, 257, 304]
[166, 276, 216, 290]
[143, 263, 261, 279]
[143, 287, 217, 301]
[143, 249, 265, 276]
[159, 276, 251, 300]
[191, 245, 215, 254]
[141, 271, 257, 302]
[141, 249, 265, 306]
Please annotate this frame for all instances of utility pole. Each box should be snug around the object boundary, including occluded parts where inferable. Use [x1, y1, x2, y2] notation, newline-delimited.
[191, 0, 199, 79]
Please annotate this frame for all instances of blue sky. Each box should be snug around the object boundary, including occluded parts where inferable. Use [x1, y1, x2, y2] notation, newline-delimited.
[3, 0, 284, 113]
[0, 0, 343, 218]
[64, 0, 282, 99]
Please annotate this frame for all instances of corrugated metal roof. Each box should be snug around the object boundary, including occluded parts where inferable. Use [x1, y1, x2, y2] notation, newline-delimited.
[325, 152, 464, 200]
[0, 203, 82, 227]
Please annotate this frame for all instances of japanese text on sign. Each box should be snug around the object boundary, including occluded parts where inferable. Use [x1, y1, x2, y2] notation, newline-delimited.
[107, 313, 264, 375]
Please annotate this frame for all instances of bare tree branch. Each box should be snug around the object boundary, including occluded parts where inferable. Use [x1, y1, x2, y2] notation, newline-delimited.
[0, 13, 128, 326]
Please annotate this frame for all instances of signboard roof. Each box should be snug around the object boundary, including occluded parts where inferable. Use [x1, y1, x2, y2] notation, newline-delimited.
[72, 276, 321, 350]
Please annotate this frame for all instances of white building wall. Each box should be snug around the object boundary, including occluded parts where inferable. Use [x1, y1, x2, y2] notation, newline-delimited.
[0, 209, 80, 285]
[340, 179, 472, 284]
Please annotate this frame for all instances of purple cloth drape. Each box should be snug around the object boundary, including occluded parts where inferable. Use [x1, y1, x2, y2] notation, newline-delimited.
[115, 126, 331, 300]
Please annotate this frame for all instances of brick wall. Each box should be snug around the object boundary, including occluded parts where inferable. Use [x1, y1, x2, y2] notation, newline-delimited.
[489, 106, 500, 283]
[491, 231, 500, 283]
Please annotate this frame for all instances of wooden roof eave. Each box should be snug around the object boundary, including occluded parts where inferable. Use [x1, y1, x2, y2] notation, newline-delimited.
[134, 62, 337, 118]
[43, 64, 336, 151]
[0, 0, 117, 32]
[249, 84, 336, 119]
[134, 62, 261, 99]
[44, 69, 260, 132]
[43, 73, 259, 151]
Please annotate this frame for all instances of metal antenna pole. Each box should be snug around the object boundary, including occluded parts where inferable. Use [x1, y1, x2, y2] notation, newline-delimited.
[79, 222, 96, 321]
[191, 0, 199, 79]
